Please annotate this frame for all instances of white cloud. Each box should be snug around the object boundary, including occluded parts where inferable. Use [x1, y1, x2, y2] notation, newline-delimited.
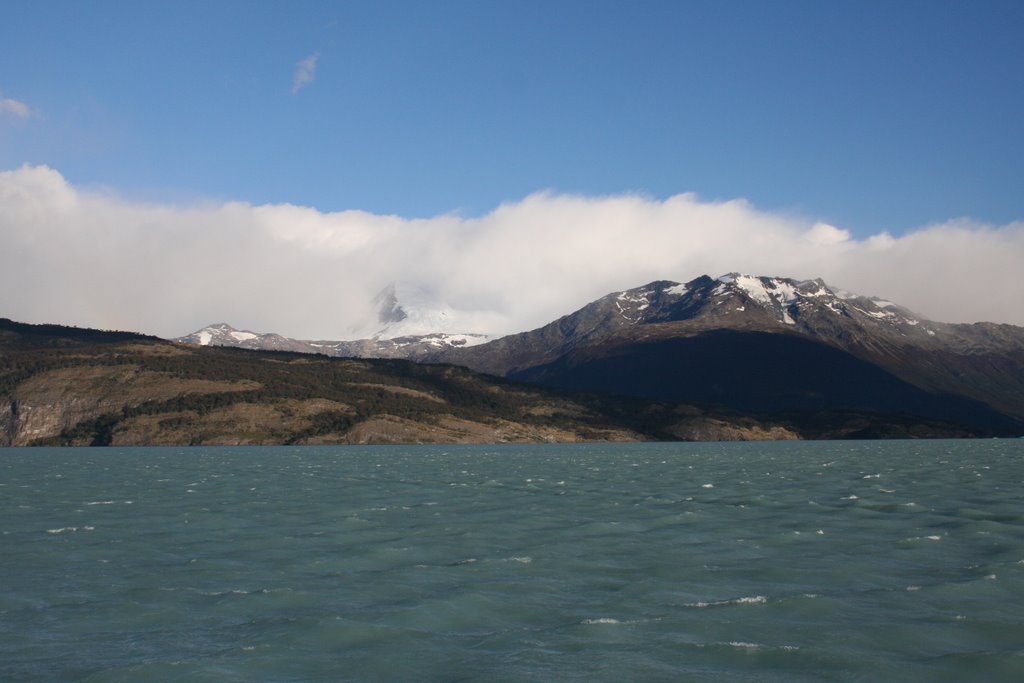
[0, 96, 30, 118]
[804, 222, 850, 246]
[1, 164, 1022, 339]
[291, 54, 319, 94]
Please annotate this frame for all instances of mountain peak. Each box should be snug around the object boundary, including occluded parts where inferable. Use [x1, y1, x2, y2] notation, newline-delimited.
[690, 272, 932, 331]
[177, 323, 260, 346]
[526, 272, 941, 347]
[349, 282, 485, 342]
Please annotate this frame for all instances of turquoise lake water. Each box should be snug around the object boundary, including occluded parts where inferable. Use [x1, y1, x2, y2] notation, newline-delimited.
[3, 441, 1024, 681]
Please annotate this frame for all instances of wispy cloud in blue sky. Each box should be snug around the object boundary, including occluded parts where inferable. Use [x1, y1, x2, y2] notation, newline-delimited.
[291, 53, 319, 94]
[0, 95, 30, 118]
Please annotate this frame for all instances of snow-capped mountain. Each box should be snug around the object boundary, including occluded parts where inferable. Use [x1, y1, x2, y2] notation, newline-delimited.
[175, 323, 299, 351]
[175, 283, 489, 359]
[447, 272, 1012, 370]
[175, 322, 488, 360]
[438, 273, 1024, 432]
[592, 273, 947, 347]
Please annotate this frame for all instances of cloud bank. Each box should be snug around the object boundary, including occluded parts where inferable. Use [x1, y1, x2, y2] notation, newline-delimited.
[1, 164, 1022, 339]
[291, 54, 319, 94]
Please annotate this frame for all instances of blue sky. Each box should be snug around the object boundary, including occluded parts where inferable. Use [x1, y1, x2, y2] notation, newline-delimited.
[3, 0, 1022, 236]
[2, 2, 1023, 337]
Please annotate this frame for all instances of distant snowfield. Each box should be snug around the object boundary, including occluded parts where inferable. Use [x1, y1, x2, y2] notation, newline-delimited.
[1, 164, 1022, 339]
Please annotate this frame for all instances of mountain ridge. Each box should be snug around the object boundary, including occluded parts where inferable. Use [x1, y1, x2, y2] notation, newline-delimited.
[430, 274, 1023, 433]
[439, 274, 1024, 370]
[98, 271, 1024, 439]
[179, 272, 1023, 366]
[1, 317, 819, 446]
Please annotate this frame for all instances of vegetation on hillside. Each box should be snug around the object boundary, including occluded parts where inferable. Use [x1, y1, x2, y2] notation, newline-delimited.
[0, 319, 672, 445]
[1, 318, 995, 446]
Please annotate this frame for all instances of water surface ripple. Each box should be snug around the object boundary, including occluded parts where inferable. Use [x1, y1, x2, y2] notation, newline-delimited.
[3, 440, 1024, 681]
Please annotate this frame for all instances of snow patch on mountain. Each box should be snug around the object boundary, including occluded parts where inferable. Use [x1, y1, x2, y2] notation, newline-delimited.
[725, 275, 799, 319]
[689, 273, 925, 330]
[615, 288, 654, 322]
[665, 284, 688, 296]
[181, 323, 257, 347]
[713, 274, 800, 324]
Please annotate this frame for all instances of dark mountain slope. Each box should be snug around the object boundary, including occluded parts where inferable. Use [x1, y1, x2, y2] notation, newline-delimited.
[510, 329, 1021, 434]
[0, 317, 159, 347]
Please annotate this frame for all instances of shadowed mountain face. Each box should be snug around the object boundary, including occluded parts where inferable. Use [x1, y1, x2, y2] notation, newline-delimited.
[508, 330, 1021, 433]
[440, 274, 1024, 434]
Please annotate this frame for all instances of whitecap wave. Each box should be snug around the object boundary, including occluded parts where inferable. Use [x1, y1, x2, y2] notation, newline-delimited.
[686, 595, 767, 608]
[698, 641, 798, 651]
